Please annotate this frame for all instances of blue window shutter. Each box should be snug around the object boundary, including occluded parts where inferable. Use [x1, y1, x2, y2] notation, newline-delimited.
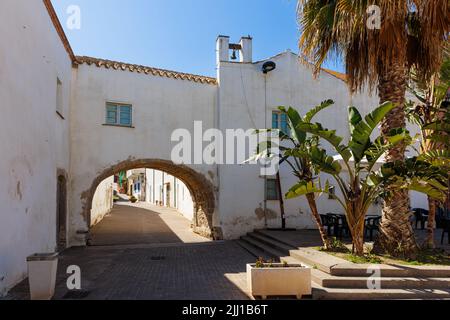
[119, 106, 132, 126]
[106, 104, 117, 124]
[272, 112, 279, 129]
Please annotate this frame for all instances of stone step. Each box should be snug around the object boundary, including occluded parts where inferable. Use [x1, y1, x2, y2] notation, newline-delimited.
[331, 263, 450, 278]
[311, 268, 450, 289]
[312, 285, 450, 300]
[240, 236, 285, 260]
[254, 229, 303, 248]
[288, 248, 346, 274]
[288, 246, 450, 279]
[236, 240, 273, 261]
[247, 232, 295, 255]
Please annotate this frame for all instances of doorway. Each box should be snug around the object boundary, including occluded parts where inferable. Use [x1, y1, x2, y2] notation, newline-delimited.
[56, 174, 67, 251]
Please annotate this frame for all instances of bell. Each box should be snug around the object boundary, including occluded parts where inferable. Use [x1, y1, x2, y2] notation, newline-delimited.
[231, 50, 237, 60]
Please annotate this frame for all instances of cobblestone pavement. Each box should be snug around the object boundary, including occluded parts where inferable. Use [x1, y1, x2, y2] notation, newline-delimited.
[90, 202, 210, 246]
[6, 241, 254, 300]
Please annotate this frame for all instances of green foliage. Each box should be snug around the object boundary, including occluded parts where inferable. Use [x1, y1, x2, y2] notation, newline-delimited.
[302, 99, 334, 123]
[254, 258, 291, 268]
[320, 237, 350, 253]
[287, 101, 448, 255]
[345, 253, 382, 264]
[296, 122, 352, 162]
[286, 181, 322, 199]
[248, 99, 448, 256]
[379, 158, 448, 202]
[348, 102, 395, 162]
[255, 257, 265, 268]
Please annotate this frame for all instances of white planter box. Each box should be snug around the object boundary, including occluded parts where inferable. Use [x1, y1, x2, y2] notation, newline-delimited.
[247, 263, 311, 299]
[27, 253, 58, 300]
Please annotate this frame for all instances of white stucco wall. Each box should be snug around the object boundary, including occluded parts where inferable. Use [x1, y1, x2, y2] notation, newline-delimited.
[216, 50, 382, 239]
[0, 0, 72, 296]
[69, 63, 218, 246]
[145, 169, 194, 220]
[175, 178, 195, 221]
[215, 49, 429, 239]
[90, 176, 114, 226]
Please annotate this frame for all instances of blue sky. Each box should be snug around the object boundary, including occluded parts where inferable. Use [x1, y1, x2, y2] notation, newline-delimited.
[52, 0, 344, 77]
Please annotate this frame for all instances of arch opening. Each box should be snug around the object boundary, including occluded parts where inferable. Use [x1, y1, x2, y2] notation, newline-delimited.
[82, 159, 218, 241]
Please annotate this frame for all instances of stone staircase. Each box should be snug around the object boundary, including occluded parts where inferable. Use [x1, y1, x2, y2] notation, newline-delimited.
[237, 229, 450, 300]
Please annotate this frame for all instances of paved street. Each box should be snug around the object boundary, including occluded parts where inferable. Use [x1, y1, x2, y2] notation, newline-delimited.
[5, 203, 254, 300]
[6, 241, 254, 300]
[90, 202, 210, 246]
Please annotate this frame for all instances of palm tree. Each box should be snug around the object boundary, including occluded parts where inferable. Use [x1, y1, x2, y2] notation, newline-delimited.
[297, 0, 449, 258]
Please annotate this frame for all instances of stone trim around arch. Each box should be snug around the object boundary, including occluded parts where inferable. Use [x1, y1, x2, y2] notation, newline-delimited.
[81, 159, 220, 240]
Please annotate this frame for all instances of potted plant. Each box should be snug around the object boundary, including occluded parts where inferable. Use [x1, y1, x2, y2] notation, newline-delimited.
[26, 253, 58, 300]
[129, 195, 138, 203]
[247, 258, 311, 300]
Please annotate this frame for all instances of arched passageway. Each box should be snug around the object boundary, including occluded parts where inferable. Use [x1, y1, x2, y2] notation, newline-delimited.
[82, 159, 218, 240]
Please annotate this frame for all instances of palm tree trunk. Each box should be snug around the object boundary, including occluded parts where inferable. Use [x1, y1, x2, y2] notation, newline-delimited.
[306, 193, 330, 250]
[426, 197, 436, 248]
[375, 61, 418, 258]
[348, 211, 365, 256]
[351, 224, 365, 256]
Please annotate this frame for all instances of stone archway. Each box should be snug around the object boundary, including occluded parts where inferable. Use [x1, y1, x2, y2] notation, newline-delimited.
[82, 159, 218, 240]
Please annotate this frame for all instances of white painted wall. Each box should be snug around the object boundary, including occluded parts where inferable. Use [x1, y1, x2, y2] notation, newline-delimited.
[69, 63, 218, 246]
[175, 178, 195, 221]
[0, 0, 72, 296]
[216, 44, 427, 239]
[145, 169, 194, 221]
[127, 169, 145, 200]
[90, 176, 114, 226]
[216, 49, 372, 238]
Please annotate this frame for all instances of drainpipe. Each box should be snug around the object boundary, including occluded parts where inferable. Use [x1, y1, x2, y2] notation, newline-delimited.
[262, 61, 277, 229]
[263, 74, 268, 229]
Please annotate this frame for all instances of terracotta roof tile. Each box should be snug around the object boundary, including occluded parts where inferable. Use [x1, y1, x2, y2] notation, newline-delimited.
[321, 68, 348, 82]
[75, 56, 218, 85]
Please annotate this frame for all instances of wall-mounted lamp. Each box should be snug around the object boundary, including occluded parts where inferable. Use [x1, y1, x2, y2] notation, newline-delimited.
[262, 61, 276, 74]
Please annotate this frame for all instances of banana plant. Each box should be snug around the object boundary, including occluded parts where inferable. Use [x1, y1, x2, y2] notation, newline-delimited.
[406, 47, 450, 248]
[247, 100, 335, 249]
[286, 102, 448, 256]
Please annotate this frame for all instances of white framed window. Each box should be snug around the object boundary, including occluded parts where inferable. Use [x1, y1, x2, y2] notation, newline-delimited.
[272, 111, 289, 135]
[105, 102, 132, 127]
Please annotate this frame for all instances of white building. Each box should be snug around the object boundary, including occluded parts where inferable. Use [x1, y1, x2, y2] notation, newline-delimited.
[0, 0, 427, 296]
[123, 168, 194, 221]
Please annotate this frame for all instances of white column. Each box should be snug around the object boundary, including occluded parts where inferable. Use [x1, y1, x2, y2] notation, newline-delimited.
[216, 35, 230, 65]
[239, 36, 252, 63]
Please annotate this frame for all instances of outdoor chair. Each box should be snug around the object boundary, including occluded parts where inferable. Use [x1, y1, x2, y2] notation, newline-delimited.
[412, 208, 429, 230]
[365, 216, 381, 241]
[441, 219, 450, 245]
[320, 214, 340, 237]
[326, 213, 348, 240]
[436, 207, 450, 229]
